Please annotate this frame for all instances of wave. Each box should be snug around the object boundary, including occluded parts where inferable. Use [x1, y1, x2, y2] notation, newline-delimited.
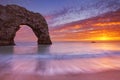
[0, 52, 120, 75]
[0, 51, 120, 60]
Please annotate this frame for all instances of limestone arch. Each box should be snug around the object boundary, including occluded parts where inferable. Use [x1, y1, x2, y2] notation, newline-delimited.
[0, 5, 52, 46]
[6, 21, 52, 45]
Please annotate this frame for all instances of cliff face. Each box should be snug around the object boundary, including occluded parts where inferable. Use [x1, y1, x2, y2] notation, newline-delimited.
[0, 5, 52, 46]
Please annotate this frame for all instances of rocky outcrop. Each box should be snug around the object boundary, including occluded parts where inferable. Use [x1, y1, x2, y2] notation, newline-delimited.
[0, 5, 52, 46]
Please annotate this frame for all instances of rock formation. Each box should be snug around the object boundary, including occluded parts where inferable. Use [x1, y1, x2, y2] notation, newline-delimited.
[0, 5, 52, 46]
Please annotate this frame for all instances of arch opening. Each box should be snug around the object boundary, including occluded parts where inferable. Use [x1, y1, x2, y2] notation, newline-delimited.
[14, 25, 38, 45]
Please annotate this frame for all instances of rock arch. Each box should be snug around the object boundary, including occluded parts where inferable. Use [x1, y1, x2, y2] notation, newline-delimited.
[0, 5, 52, 46]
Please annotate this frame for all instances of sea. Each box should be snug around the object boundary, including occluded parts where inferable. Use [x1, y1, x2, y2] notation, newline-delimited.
[0, 42, 120, 75]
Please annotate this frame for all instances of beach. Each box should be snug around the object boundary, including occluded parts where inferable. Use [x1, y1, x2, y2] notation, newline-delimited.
[0, 69, 120, 80]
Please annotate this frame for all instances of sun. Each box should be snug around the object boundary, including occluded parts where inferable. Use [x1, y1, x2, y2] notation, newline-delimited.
[99, 36, 110, 41]
[95, 33, 112, 41]
[89, 36, 111, 41]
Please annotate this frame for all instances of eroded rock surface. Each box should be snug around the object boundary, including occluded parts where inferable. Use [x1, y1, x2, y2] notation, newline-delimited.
[0, 5, 52, 46]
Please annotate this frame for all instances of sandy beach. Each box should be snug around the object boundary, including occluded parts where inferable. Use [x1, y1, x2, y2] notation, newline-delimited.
[0, 69, 120, 80]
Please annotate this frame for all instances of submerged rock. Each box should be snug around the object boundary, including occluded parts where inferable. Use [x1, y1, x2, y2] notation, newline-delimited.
[0, 5, 52, 46]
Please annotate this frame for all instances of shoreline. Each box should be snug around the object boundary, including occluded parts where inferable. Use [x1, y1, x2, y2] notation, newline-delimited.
[0, 69, 120, 80]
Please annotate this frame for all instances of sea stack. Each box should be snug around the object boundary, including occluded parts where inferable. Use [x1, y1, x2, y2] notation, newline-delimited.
[0, 5, 52, 46]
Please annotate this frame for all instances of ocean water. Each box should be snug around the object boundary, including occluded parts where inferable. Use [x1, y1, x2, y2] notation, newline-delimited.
[0, 42, 120, 75]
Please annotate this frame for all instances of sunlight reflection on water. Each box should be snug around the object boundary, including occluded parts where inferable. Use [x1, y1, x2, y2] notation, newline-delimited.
[0, 42, 120, 75]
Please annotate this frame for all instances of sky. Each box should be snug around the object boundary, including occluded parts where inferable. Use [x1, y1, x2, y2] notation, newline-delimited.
[0, 0, 120, 42]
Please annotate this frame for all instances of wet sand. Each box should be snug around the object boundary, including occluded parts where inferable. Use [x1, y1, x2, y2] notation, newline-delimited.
[0, 69, 120, 80]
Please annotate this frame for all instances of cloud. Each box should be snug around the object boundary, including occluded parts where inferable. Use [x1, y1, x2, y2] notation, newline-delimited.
[45, 0, 120, 27]
[44, 7, 70, 25]
[0, 0, 31, 5]
[93, 22, 120, 27]
[50, 9, 120, 41]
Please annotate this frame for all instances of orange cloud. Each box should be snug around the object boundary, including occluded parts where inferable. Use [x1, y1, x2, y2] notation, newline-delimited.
[93, 22, 120, 27]
[50, 21, 120, 42]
